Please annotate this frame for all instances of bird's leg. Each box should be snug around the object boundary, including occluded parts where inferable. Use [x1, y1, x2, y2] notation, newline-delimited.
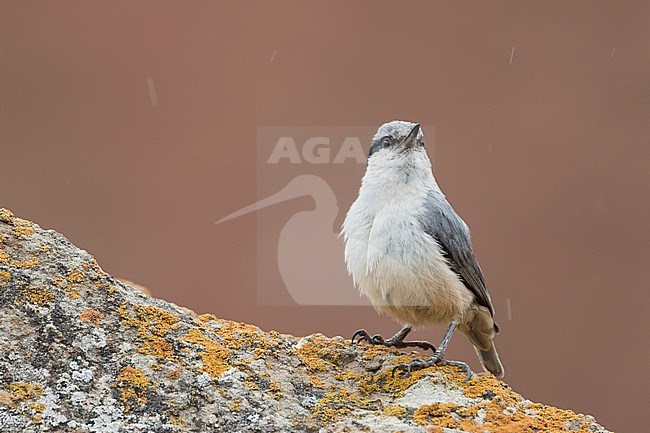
[352, 326, 437, 353]
[392, 322, 473, 381]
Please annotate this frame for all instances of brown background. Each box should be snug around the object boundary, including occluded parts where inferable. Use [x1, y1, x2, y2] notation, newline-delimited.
[1, 2, 649, 432]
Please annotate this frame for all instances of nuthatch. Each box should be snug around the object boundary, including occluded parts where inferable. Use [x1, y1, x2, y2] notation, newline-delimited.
[342, 121, 504, 378]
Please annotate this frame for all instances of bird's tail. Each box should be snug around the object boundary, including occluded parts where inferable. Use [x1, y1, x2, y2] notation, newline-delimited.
[460, 306, 505, 377]
[474, 341, 504, 378]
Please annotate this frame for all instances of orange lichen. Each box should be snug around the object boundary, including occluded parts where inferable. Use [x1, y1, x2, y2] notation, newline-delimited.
[459, 372, 513, 400]
[80, 308, 103, 326]
[116, 366, 151, 412]
[166, 369, 181, 380]
[467, 401, 590, 433]
[183, 328, 231, 378]
[413, 403, 461, 428]
[118, 303, 181, 360]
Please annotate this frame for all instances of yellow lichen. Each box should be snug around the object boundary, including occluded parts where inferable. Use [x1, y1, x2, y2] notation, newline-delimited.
[0, 270, 11, 287]
[358, 361, 436, 398]
[169, 417, 184, 426]
[228, 399, 241, 412]
[382, 405, 407, 418]
[268, 380, 282, 399]
[118, 303, 181, 360]
[13, 220, 35, 237]
[295, 335, 345, 373]
[397, 372, 593, 433]
[9, 382, 43, 403]
[19, 286, 56, 305]
[361, 343, 395, 361]
[309, 376, 324, 388]
[67, 271, 84, 284]
[310, 388, 375, 423]
[0, 208, 15, 224]
[195, 313, 219, 325]
[28, 402, 45, 424]
[183, 328, 231, 378]
[242, 379, 259, 390]
[80, 308, 103, 326]
[10, 257, 40, 269]
[214, 320, 269, 353]
[0, 250, 9, 265]
[116, 366, 151, 412]
[334, 370, 358, 382]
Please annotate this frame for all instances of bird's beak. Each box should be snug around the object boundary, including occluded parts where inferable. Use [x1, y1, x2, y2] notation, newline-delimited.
[402, 124, 420, 149]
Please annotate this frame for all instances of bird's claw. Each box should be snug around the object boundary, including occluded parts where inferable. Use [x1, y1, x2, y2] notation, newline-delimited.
[351, 329, 385, 345]
[392, 356, 437, 377]
[440, 359, 474, 382]
[351, 329, 371, 344]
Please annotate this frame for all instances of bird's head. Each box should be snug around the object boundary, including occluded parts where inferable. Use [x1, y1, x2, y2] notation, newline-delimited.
[368, 120, 425, 159]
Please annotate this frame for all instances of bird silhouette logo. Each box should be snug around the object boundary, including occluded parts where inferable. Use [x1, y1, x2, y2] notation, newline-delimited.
[216, 174, 368, 306]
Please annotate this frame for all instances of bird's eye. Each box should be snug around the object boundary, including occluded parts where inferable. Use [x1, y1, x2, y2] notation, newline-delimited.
[381, 137, 392, 148]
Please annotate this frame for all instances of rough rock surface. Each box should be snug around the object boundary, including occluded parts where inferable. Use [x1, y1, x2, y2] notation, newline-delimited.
[0, 209, 611, 433]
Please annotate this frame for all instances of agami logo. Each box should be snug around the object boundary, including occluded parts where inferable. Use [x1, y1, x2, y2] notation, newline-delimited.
[216, 126, 433, 306]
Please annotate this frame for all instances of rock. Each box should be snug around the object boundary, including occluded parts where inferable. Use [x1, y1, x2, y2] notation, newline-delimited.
[0, 208, 611, 433]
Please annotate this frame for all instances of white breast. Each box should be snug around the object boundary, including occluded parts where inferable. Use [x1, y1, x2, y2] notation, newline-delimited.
[342, 151, 473, 326]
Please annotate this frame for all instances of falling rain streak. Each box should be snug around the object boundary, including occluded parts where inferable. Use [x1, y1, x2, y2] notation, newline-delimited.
[146, 77, 158, 106]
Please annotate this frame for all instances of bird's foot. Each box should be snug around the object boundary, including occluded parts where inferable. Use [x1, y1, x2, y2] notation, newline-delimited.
[392, 354, 473, 381]
[351, 328, 437, 353]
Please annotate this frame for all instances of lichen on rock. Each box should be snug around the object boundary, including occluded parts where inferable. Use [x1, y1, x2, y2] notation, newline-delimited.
[0, 209, 612, 433]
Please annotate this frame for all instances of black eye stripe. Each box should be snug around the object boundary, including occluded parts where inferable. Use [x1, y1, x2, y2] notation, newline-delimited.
[368, 135, 393, 157]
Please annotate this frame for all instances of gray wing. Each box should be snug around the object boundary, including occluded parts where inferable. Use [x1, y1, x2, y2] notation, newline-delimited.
[422, 191, 495, 316]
